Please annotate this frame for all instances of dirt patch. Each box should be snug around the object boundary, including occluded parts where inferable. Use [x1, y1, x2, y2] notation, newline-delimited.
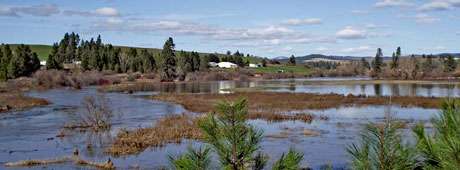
[0, 93, 49, 113]
[151, 92, 441, 113]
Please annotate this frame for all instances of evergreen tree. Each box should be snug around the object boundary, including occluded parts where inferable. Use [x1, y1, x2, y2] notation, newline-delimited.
[127, 48, 138, 72]
[1, 44, 12, 80]
[159, 37, 176, 81]
[443, 55, 456, 72]
[140, 49, 154, 73]
[46, 43, 61, 69]
[423, 54, 434, 73]
[7, 45, 40, 78]
[207, 53, 219, 63]
[176, 50, 192, 80]
[0, 46, 4, 81]
[288, 55, 296, 66]
[391, 47, 401, 69]
[413, 99, 460, 169]
[191, 51, 200, 71]
[372, 48, 383, 75]
[172, 99, 305, 170]
[410, 55, 419, 79]
[199, 54, 209, 71]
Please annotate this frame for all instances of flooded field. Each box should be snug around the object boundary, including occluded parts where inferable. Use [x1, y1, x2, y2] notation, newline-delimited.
[0, 78, 451, 169]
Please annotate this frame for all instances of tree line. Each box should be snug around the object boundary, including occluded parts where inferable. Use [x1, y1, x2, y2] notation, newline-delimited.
[367, 47, 457, 79]
[45, 33, 253, 81]
[0, 44, 41, 81]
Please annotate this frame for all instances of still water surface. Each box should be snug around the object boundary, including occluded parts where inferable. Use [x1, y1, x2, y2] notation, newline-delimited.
[0, 79, 449, 169]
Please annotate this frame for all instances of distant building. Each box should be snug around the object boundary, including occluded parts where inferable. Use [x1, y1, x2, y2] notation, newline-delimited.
[249, 63, 262, 68]
[217, 62, 238, 68]
[208, 62, 218, 67]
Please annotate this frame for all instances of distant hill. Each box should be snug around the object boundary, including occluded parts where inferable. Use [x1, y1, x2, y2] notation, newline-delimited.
[276, 53, 460, 64]
[7, 44, 263, 63]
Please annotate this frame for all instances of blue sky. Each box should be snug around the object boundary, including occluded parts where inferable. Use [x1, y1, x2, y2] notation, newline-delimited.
[0, 0, 459, 58]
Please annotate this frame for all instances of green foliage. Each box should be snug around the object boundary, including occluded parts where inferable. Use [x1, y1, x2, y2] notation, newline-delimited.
[422, 54, 434, 73]
[140, 49, 155, 73]
[372, 48, 383, 75]
[413, 99, 460, 169]
[347, 118, 418, 170]
[288, 55, 296, 66]
[159, 37, 176, 81]
[443, 55, 456, 72]
[169, 146, 212, 170]
[176, 50, 192, 80]
[391, 47, 401, 69]
[46, 43, 62, 70]
[198, 98, 263, 169]
[170, 98, 305, 169]
[272, 149, 304, 170]
[6, 44, 41, 79]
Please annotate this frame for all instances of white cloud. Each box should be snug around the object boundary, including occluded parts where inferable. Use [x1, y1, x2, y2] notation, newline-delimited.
[94, 7, 119, 16]
[375, 0, 413, 8]
[414, 13, 440, 23]
[351, 10, 369, 15]
[419, 1, 451, 11]
[418, 0, 460, 11]
[341, 46, 372, 53]
[283, 18, 322, 26]
[64, 7, 120, 17]
[336, 26, 367, 39]
[0, 4, 59, 17]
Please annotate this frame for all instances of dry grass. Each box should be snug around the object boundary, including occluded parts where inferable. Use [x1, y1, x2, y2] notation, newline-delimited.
[151, 92, 442, 114]
[4, 149, 114, 169]
[0, 93, 49, 113]
[107, 114, 202, 156]
[248, 112, 315, 123]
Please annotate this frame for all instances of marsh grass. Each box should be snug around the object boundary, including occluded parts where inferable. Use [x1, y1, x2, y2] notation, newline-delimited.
[0, 93, 49, 112]
[107, 113, 202, 156]
[5, 149, 114, 169]
[151, 92, 441, 113]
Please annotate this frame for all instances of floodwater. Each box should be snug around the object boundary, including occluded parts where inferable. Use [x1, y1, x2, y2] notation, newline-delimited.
[122, 78, 460, 97]
[0, 78, 449, 169]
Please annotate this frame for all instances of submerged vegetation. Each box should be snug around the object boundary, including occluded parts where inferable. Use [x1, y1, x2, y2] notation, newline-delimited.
[64, 94, 114, 131]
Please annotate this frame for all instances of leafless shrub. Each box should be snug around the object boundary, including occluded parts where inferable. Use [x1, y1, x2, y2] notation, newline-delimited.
[64, 93, 114, 131]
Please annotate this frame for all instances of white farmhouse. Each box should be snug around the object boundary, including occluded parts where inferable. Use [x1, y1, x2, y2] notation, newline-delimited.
[249, 63, 261, 68]
[217, 62, 238, 68]
[208, 62, 218, 67]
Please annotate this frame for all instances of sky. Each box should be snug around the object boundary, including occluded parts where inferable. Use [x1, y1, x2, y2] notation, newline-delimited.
[0, 0, 459, 58]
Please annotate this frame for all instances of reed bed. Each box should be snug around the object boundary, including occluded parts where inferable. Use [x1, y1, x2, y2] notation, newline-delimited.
[151, 92, 441, 113]
[107, 114, 202, 156]
[4, 149, 114, 169]
[0, 93, 49, 113]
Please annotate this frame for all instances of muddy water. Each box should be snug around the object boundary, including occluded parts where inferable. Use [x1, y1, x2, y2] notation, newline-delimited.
[0, 79, 446, 169]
